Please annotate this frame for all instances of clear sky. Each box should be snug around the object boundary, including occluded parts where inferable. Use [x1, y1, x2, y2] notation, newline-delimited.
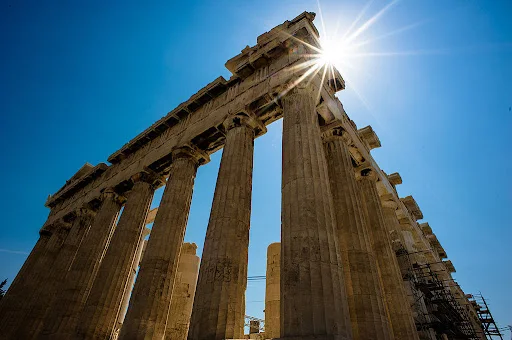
[0, 0, 510, 333]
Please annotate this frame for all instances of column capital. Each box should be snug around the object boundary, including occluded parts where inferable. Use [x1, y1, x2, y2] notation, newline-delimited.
[270, 77, 318, 106]
[356, 166, 378, 182]
[320, 120, 353, 145]
[101, 187, 127, 205]
[44, 218, 72, 233]
[131, 168, 165, 189]
[171, 145, 210, 165]
[222, 112, 266, 136]
[380, 196, 398, 210]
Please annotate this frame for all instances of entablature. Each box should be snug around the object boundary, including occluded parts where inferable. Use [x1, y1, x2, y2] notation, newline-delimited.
[42, 12, 341, 230]
[357, 125, 381, 151]
[443, 260, 456, 273]
[388, 172, 402, 186]
[401, 195, 423, 220]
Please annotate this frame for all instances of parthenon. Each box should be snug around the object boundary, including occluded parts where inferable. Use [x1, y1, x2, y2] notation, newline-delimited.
[0, 11, 488, 340]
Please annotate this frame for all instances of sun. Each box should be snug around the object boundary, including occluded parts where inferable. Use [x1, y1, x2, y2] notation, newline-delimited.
[318, 36, 355, 66]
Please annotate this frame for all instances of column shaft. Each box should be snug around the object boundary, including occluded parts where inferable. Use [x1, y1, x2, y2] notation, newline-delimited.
[188, 117, 255, 340]
[358, 174, 419, 340]
[39, 190, 123, 339]
[0, 232, 51, 333]
[280, 87, 352, 340]
[116, 228, 149, 332]
[264, 242, 280, 339]
[323, 134, 391, 340]
[165, 243, 200, 340]
[0, 225, 69, 338]
[15, 210, 94, 339]
[77, 176, 157, 339]
[120, 152, 199, 340]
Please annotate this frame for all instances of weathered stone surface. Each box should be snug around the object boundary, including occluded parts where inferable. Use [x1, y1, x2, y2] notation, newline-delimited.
[40, 13, 321, 232]
[165, 242, 200, 340]
[114, 226, 150, 336]
[264, 242, 280, 339]
[7, 11, 484, 340]
[358, 170, 418, 340]
[280, 86, 351, 340]
[39, 189, 123, 339]
[323, 128, 391, 340]
[0, 223, 69, 339]
[189, 114, 258, 340]
[15, 209, 95, 339]
[0, 232, 51, 336]
[76, 172, 160, 339]
[120, 148, 204, 340]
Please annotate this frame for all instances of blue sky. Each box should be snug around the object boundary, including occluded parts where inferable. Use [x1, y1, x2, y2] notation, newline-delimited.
[0, 0, 510, 332]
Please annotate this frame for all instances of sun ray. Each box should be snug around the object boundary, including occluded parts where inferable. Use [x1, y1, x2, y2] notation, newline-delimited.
[276, 28, 323, 54]
[342, 0, 374, 40]
[346, 0, 400, 44]
[352, 19, 430, 49]
[349, 49, 448, 57]
[316, 0, 328, 41]
[316, 63, 329, 103]
[272, 62, 323, 104]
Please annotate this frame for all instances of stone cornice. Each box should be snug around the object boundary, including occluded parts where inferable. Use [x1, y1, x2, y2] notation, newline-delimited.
[357, 125, 381, 151]
[400, 195, 423, 220]
[419, 222, 433, 235]
[388, 172, 402, 186]
[41, 13, 331, 230]
[443, 260, 456, 273]
[46, 163, 108, 208]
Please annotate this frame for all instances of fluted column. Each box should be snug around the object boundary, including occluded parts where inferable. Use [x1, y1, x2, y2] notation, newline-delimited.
[116, 227, 151, 330]
[120, 147, 206, 340]
[358, 169, 419, 340]
[15, 208, 95, 339]
[165, 242, 200, 340]
[0, 230, 51, 325]
[0, 222, 69, 339]
[264, 242, 280, 339]
[280, 86, 352, 340]
[188, 114, 259, 340]
[77, 171, 161, 339]
[323, 126, 391, 340]
[39, 189, 124, 339]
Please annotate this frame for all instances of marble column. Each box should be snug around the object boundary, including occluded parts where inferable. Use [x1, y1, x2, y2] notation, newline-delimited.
[39, 189, 124, 340]
[116, 227, 151, 330]
[264, 242, 280, 339]
[323, 126, 391, 340]
[120, 147, 205, 340]
[0, 221, 70, 339]
[165, 242, 200, 340]
[280, 86, 352, 340]
[77, 171, 161, 339]
[15, 208, 95, 339]
[188, 114, 259, 340]
[0, 231, 51, 334]
[0, 230, 51, 315]
[358, 169, 419, 340]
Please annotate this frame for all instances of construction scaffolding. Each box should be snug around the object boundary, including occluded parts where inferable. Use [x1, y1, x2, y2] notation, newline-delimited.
[393, 240, 483, 340]
[412, 262, 479, 339]
[468, 294, 504, 339]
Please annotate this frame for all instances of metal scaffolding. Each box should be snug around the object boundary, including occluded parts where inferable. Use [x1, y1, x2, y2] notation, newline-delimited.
[468, 294, 504, 339]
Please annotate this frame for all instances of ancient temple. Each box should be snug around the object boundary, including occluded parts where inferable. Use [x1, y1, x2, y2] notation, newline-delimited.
[0, 12, 487, 340]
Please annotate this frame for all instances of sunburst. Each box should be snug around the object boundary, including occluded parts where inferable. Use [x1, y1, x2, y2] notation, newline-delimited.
[274, 0, 430, 111]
